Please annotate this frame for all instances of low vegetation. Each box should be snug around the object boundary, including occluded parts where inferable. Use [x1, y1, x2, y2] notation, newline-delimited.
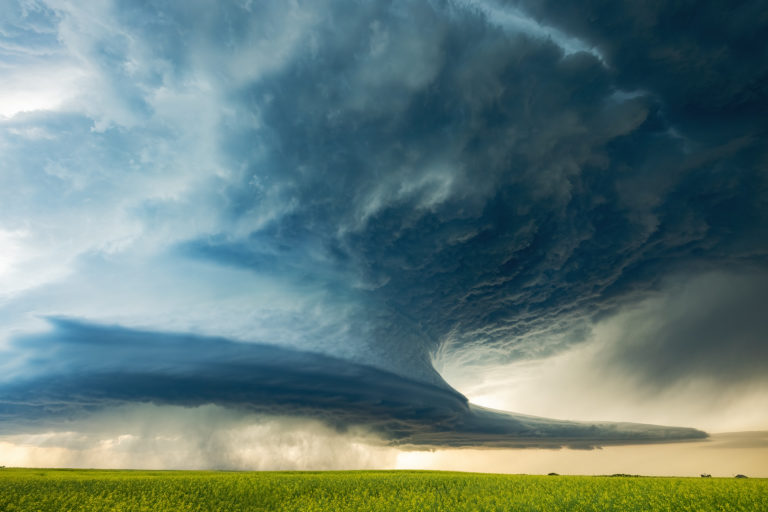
[1, 468, 765, 511]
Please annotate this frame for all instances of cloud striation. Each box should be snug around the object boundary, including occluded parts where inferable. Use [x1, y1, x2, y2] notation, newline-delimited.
[0, 319, 703, 448]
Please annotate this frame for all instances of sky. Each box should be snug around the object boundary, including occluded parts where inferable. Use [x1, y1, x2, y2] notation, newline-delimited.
[0, 0, 767, 475]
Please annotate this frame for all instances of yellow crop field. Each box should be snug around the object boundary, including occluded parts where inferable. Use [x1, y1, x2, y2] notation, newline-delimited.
[1, 468, 766, 511]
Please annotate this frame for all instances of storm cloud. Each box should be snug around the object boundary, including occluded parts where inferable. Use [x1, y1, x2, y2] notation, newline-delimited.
[0, 319, 703, 448]
[1, 0, 766, 455]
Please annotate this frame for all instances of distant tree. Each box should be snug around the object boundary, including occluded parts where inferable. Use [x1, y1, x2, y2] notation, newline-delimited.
[547, 472, 559, 476]
[700, 474, 712, 478]
[735, 474, 748, 478]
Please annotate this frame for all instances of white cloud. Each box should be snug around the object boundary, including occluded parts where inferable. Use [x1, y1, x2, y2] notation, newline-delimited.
[0, 226, 74, 300]
[0, 62, 84, 119]
[0, 228, 26, 278]
[455, 0, 605, 62]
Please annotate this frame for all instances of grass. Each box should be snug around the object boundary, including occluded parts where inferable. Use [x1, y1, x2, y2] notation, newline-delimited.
[0, 468, 766, 511]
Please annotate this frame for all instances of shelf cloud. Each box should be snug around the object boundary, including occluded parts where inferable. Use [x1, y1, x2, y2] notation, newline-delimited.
[0, 318, 704, 448]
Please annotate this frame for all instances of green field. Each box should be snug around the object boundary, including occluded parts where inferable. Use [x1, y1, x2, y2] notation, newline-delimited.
[0, 468, 766, 511]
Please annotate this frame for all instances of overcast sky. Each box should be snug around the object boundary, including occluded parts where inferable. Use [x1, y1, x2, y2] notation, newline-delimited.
[1, 0, 766, 473]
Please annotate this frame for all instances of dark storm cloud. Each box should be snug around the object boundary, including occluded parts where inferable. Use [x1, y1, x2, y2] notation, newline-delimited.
[598, 272, 768, 389]
[0, 318, 464, 432]
[183, 0, 768, 378]
[0, 319, 704, 447]
[3, 0, 767, 443]
[510, 0, 768, 130]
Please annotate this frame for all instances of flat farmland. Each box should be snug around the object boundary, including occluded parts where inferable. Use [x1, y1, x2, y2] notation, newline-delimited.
[0, 468, 765, 511]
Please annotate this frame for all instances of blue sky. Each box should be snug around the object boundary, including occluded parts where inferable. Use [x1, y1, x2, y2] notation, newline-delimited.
[1, 0, 767, 470]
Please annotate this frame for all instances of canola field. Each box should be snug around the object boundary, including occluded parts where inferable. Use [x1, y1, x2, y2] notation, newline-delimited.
[1, 468, 766, 511]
